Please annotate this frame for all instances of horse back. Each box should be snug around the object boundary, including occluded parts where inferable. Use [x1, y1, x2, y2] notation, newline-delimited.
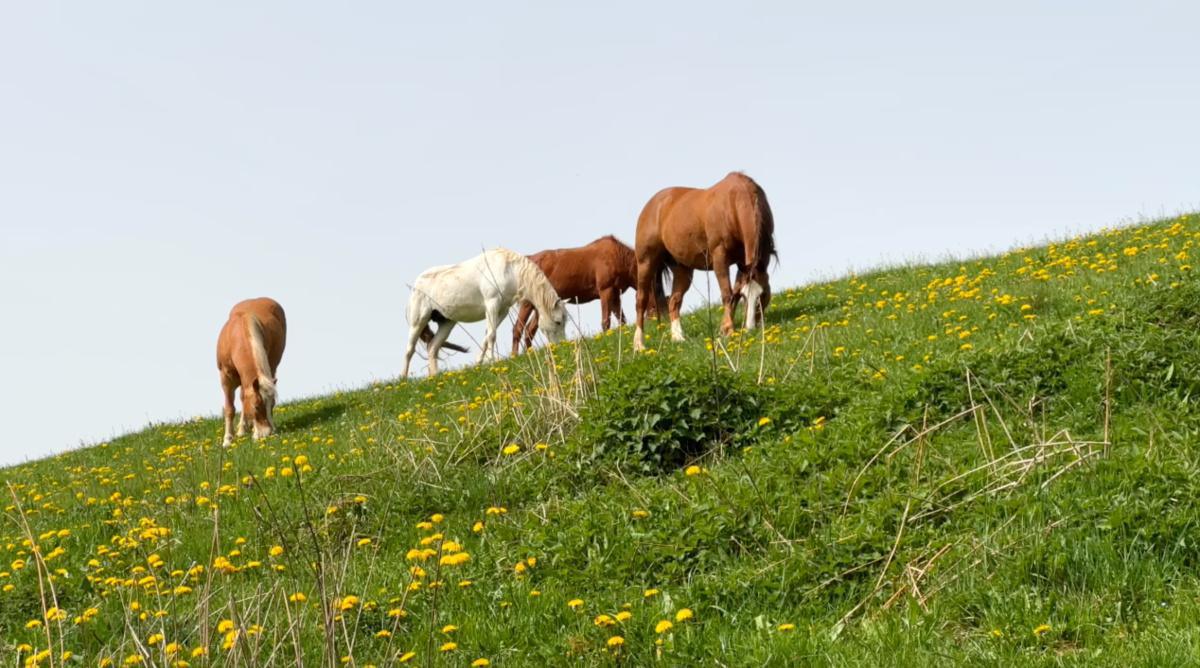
[529, 247, 599, 301]
[217, 298, 287, 378]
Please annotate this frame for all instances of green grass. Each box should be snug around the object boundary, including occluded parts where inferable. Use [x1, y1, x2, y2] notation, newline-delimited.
[4, 214, 1200, 666]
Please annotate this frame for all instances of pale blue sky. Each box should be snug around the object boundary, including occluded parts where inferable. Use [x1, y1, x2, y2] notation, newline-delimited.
[1, 2, 1197, 466]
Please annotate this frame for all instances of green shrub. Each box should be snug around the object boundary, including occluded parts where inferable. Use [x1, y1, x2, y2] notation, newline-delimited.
[576, 357, 764, 473]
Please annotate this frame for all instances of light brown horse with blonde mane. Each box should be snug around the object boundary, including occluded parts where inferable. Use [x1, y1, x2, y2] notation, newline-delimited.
[217, 297, 286, 446]
[512, 235, 658, 354]
[633, 172, 775, 351]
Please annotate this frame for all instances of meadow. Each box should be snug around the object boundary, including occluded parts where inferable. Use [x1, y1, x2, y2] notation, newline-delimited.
[4, 214, 1200, 666]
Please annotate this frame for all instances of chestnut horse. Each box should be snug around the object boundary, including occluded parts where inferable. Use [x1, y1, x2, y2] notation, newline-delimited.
[512, 235, 650, 354]
[633, 172, 775, 351]
[216, 297, 286, 446]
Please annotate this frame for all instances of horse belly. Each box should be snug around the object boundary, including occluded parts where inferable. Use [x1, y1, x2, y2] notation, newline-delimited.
[437, 298, 488, 323]
[662, 236, 714, 271]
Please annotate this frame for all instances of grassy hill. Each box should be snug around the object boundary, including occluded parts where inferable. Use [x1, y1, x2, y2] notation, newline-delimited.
[5, 214, 1200, 667]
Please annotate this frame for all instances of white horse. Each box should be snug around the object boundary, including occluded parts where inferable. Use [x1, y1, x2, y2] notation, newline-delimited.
[403, 248, 568, 377]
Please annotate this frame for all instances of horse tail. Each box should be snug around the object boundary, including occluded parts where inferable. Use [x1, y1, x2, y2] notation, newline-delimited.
[420, 324, 468, 353]
[245, 314, 277, 403]
[738, 175, 777, 278]
[653, 263, 670, 317]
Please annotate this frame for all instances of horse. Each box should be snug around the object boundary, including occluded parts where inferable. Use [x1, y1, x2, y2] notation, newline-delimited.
[633, 171, 776, 351]
[511, 235, 652, 355]
[403, 248, 568, 377]
[216, 297, 287, 446]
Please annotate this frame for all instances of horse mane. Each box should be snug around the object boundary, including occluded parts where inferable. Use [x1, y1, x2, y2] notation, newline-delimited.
[244, 314, 278, 404]
[726, 172, 778, 271]
[604, 235, 637, 277]
[495, 248, 561, 314]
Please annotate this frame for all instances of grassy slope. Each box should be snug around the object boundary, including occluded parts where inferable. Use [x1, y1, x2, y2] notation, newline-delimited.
[4, 214, 1200, 667]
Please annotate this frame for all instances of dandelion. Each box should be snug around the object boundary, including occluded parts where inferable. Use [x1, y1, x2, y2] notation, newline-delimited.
[567, 598, 584, 610]
[675, 608, 694, 622]
[656, 620, 674, 633]
[777, 623, 795, 632]
[757, 416, 772, 427]
[472, 660, 491, 667]
[684, 465, 703, 476]
[1033, 623, 1051, 637]
[398, 652, 416, 663]
[439, 641, 457, 652]
[606, 636, 625, 649]
[502, 444, 521, 456]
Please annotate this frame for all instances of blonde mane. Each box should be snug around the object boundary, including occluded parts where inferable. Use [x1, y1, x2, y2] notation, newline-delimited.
[245, 315, 277, 395]
[495, 248, 561, 316]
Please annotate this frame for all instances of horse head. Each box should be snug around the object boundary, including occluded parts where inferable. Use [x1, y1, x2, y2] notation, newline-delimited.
[245, 376, 277, 439]
[541, 299, 568, 343]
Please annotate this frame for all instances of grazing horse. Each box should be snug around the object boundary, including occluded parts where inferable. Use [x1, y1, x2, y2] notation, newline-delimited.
[403, 248, 568, 377]
[512, 235, 649, 355]
[216, 298, 287, 446]
[633, 172, 776, 351]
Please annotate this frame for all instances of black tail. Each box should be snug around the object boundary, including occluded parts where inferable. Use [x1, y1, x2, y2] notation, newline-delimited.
[652, 263, 670, 318]
[420, 325, 468, 353]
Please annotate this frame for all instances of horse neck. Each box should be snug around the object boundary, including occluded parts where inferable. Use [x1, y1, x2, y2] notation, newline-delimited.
[615, 244, 637, 285]
[516, 259, 556, 315]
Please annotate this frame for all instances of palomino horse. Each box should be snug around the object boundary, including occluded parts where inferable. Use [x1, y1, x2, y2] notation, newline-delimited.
[216, 297, 287, 446]
[512, 235, 649, 355]
[633, 172, 776, 351]
[403, 248, 567, 377]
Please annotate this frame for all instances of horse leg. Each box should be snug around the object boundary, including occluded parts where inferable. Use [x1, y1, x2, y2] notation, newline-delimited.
[669, 266, 693, 342]
[523, 308, 540, 353]
[742, 277, 764, 329]
[402, 314, 430, 379]
[483, 300, 503, 363]
[511, 301, 532, 356]
[730, 268, 746, 323]
[221, 375, 237, 446]
[427, 321, 456, 376]
[599, 288, 614, 331]
[634, 256, 659, 351]
[712, 250, 736, 336]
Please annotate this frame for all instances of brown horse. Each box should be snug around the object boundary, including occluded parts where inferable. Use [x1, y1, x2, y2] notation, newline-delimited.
[633, 172, 775, 351]
[216, 297, 286, 446]
[512, 236, 646, 354]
